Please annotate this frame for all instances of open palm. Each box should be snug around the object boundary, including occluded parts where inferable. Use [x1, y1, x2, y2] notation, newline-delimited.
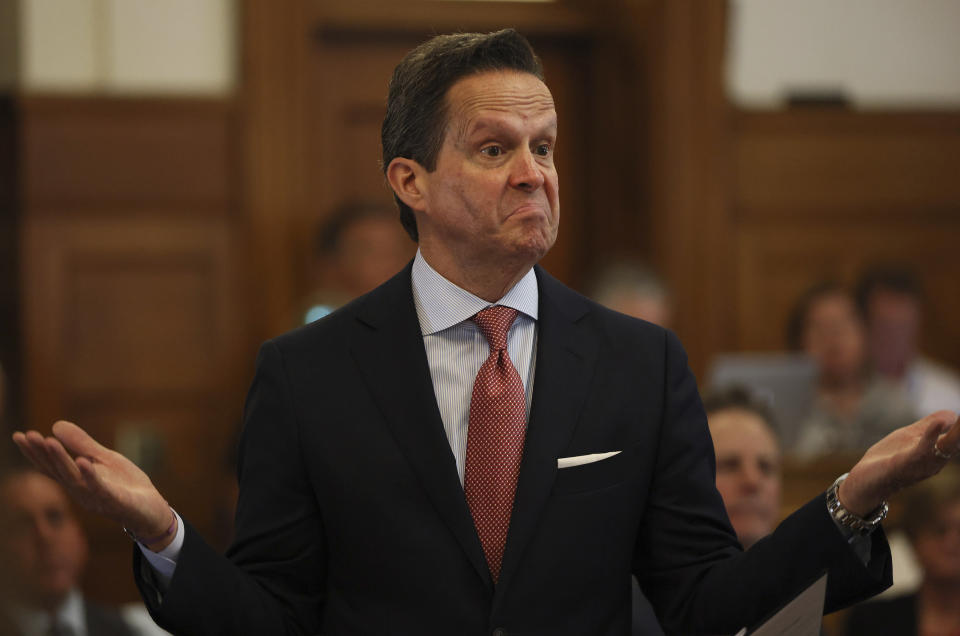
[13, 420, 172, 544]
[841, 410, 960, 515]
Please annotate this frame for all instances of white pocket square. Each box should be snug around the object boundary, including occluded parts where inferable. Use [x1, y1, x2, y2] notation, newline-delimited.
[557, 451, 621, 469]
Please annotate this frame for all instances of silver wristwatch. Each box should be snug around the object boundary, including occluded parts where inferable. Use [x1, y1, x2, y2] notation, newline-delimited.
[826, 473, 888, 536]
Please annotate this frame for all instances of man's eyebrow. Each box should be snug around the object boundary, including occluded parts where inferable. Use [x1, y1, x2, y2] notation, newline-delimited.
[461, 116, 558, 140]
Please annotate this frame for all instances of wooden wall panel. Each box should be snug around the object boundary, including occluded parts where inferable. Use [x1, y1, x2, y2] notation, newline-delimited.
[24, 219, 241, 411]
[21, 98, 234, 214]
[66, 257, 219, 391]
[735, 112, 960, 219]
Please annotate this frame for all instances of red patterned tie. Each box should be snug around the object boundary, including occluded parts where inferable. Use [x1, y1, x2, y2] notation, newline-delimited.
[464, 305, 527, 583]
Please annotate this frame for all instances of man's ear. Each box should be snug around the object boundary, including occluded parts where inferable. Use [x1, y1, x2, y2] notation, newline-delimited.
[386, 157, 428, 213]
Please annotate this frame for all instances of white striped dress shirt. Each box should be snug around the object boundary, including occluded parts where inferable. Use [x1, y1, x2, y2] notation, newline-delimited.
[411, 250, 539, 485]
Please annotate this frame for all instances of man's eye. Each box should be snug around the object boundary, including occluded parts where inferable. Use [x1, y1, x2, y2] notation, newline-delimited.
[717, 458, 738, 472]
[535, 144, 551, 156]
[481, 146, 502, 157]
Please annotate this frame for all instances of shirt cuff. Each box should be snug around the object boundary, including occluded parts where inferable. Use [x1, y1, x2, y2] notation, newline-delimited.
[137, 510, 185, 590]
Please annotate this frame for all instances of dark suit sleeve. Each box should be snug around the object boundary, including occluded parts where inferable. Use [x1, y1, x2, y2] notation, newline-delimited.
[635, 331, 892, 634]
[134, 341, 326, 636]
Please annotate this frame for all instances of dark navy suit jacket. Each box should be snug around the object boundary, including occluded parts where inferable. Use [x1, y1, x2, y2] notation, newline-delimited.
[135, 264, 892, 635]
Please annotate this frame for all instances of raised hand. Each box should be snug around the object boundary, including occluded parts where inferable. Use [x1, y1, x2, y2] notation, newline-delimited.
[12, 420, 176, 551]
[840, 410, 960, 516]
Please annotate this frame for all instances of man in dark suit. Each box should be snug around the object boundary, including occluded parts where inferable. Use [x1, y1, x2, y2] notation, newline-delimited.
[0, 465, 135, 636]
[13, 29, 960, 635]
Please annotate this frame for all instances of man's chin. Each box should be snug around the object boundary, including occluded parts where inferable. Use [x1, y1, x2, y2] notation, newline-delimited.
[512, 229, 557, 264]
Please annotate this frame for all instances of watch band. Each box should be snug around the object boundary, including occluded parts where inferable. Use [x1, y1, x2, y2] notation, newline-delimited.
[826, 473, 888, 536]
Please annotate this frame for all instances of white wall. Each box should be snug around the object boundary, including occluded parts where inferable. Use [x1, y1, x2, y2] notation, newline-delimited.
[728, 0, 960, 108]
[19, 0, 235, 95]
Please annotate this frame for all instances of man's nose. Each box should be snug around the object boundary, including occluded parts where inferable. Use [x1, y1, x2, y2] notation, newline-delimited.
[739, 465, 762, 491]
[34, 519, 57, 542]
[508, 149, 545, 190]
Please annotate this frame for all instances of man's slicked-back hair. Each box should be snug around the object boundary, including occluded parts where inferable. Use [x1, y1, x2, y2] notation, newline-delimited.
[381, 29, 544, 241]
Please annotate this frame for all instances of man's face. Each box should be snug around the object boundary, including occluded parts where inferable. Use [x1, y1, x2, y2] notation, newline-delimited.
[0, 472, 88, 609]
[415, 70, 559, 272]
[866, 289, 921, 376]
[332, 216, 415, 297]
[802, 293, 866, 383]
[709, 409, 781, 549]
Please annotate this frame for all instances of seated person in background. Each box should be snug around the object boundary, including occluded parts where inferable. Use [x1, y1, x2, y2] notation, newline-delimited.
[0, 463, 135, 636]
[846, 464, 960, 636]
[301, 201, 415, 324]
[703, 386, 781, 548]
[787, 281, 916, 458]
[588, 260, 672, 327]
[856, 266, 960, 416]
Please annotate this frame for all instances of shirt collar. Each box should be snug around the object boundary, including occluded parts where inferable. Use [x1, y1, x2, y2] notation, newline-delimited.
[411, 250, 539, 336]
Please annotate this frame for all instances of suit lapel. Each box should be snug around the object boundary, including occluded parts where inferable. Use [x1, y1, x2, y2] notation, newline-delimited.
[495, 267, 599, 599]
[349, 265, 492, 586]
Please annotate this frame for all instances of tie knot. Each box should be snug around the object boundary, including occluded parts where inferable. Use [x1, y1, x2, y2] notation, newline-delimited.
[472, 306, 519, 351]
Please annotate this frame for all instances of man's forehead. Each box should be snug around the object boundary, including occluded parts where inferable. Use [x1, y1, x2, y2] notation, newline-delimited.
[3, 472, 70, 505]
[447, 71, 556, 131]
[710, 411, 779, 449]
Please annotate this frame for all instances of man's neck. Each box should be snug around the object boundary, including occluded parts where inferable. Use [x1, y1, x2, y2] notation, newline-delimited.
[418, 246, 535, 302]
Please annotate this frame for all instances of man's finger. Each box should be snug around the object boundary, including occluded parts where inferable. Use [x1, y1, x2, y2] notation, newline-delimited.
[936, 411, 960, 454]
[921, 411, 954, 444]
[52, 420, 111, 460]
[43, 436, 85, 486]
[12, 432, 54, 477]
[17, 431, 60, 477]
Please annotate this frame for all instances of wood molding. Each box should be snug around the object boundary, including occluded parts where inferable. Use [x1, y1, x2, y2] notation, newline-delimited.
[643, 0, 734, 377]
[308, 0, 594, 40]
[240, 0, 312, 342]
[0, 95, 21, 429]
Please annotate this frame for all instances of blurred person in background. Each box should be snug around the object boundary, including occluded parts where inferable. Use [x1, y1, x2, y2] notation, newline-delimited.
[588, 260, 672, 327]
[856, 267, 960, 417]
[788, 281, 916, 458]
[846, 464, 960, 636]
[703, 386, 782, 549]
[0, 463, 135, 636]
[301, 201, 415, 324]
